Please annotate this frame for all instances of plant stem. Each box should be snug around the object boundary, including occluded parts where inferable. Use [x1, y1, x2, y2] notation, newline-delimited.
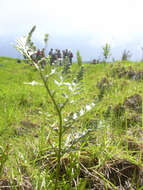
[38, 69, 63, 190]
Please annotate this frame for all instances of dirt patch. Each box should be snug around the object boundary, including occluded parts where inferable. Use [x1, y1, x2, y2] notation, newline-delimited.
[73, 157, 143, 189]
[14, 120, 40, 136]
[20, 120, 39, 128]
[104, 94, 142, 127]
[123, 94, 142, 113]
[0, 177, 33, 190]
[99, 158, 143, 189]
[111, 64, 143, 80]
[123, 94, 142, 127]
[30, 145, 143, 189]
[126, 114, 142, 127]
[97, 77, 112, 99]
[0, 178, 11, 190]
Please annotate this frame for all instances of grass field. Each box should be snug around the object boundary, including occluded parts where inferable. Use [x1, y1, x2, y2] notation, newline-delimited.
[0, 56, 143, 189]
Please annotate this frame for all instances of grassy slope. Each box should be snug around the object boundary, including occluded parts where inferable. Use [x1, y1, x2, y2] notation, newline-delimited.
[0, 57, 143, 189]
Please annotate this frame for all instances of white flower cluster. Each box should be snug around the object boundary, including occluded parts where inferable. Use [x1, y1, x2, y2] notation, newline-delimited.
[54, 79, 78, 93]
[64, 102, 95, 122]
[24, 81, 43, 86]
[74, 103, 95, 118]
[65, 130, 87, 147]
[45, 68, 57, 78]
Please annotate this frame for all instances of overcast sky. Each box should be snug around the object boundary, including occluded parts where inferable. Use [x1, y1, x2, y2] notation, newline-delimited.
[1, 0, 143, 61]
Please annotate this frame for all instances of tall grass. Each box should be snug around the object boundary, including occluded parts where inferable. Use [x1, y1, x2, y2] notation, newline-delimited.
[0, 41, 142, 188]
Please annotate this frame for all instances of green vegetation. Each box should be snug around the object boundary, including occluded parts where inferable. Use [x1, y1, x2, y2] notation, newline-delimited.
[76, 50, 82, 66]
[102, 43, 111, 63]
[0, 56, 143, 189]
[15, 26, 87, 189]
[121, 49, 132, 61]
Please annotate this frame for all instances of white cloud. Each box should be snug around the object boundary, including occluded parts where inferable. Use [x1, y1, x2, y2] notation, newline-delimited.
[1, 0, 143, 58]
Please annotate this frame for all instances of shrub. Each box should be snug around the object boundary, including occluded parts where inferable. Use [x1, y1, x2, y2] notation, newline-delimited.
[121, 49, 132, 61]
[102, 43, 111, 63]
[76, 50, 82, 66]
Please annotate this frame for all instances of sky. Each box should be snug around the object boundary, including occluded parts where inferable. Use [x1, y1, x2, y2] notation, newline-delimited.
[1, 0, 143, 61]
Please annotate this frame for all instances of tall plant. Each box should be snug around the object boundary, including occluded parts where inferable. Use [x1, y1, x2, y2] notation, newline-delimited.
[76, 50, 82, 66]
[121, 49, 132, 61]
[14, 26, 95, 189]
[44, 33, 49, 52]
[102, 43, 111, 63]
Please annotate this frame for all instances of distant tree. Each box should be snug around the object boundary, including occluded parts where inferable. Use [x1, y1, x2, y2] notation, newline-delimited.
[44, 33, 49, 52]
[76, 50, 82, 66]
[102, 43, 111, 63]
[121, 50, 132, 61]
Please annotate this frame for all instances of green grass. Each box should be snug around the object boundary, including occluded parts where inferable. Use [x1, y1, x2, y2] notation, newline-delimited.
[0, 57, 143, 189]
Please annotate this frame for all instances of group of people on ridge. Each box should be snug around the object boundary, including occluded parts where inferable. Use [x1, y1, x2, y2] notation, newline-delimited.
[28, 48, 73, 67]
[48, 48, 73, 65]
[28, 48, 45, 67]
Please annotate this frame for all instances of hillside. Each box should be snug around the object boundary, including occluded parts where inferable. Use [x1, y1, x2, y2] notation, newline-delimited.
[0, 57, 143, 189]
